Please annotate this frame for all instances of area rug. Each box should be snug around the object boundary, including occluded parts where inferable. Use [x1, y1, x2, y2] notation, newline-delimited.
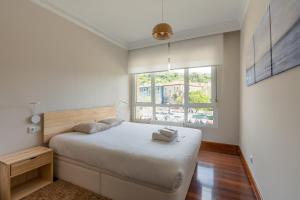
[22, 180, 111, 200]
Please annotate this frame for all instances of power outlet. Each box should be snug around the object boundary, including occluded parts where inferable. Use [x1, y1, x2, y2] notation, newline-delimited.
[250, 154, 254, 165]
[27, 125, 40, 134]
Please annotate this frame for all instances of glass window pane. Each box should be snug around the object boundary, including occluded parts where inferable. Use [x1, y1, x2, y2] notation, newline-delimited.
[188, 108, 213, 126]
[155, 69, 184, 104]
[189, 67, 212, 104]
[155, 107, 184, 123]
[135, 106, 153, 120]
[136, 73, 151, 103]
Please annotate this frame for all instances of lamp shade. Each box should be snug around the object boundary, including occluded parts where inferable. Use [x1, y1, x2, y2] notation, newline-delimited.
[152, 23, 173, 40]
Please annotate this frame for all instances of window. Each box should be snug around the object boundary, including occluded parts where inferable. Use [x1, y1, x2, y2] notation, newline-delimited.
[136, 73, 151, 103]
[133, 66, 217, 127]
[155, 69, 184, 105]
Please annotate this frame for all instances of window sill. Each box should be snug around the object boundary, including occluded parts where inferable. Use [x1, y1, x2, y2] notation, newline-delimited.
[132, 119, 217, 128]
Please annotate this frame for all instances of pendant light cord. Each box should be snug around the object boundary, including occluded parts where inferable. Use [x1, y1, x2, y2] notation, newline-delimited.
[168, 42, 171, 71]
[162, 0, 164, 22]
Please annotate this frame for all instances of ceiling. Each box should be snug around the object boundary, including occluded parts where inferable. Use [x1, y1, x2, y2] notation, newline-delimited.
[31, 0, 249, 50]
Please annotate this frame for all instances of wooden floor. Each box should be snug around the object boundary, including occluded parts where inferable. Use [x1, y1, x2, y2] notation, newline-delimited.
[186, 150, 256, 200]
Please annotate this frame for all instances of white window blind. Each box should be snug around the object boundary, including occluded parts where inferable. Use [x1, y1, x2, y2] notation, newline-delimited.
[128, 34, 223, 73]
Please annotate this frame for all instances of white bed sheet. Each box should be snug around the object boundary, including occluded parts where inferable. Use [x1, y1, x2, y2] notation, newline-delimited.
[49, 122, 202, 192]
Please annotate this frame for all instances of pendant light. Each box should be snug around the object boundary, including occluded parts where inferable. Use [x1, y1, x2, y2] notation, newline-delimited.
[152, 0, 173, 40]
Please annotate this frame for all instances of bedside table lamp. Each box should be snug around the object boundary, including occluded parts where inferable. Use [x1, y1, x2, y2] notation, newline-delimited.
[116, 100, 128, 120]
[30, 102, 41, 124]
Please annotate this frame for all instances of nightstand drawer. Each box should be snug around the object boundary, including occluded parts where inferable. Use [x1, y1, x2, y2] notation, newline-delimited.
[11, 152, 52, 177]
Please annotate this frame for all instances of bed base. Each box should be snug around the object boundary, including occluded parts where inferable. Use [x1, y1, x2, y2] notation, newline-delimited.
[54, 155, 197, 200]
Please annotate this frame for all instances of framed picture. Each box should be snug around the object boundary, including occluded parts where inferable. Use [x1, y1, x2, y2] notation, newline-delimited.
[246, 0, 300, 86]
[254, 8, 272, 82]
[271, 0, 300, 75]
[245, 36, 255, 86]
[246, 66, 255, 86]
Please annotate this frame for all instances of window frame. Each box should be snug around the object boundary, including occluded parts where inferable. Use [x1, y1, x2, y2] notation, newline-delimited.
[131, 66, 218, 128]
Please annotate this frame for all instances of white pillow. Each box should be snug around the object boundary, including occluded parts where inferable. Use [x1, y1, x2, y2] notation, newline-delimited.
[98, 118, 124, 127]
[73, 122, 110, 134]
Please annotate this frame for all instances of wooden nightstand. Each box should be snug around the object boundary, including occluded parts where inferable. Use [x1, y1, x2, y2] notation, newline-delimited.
[0, 146, 53, 200]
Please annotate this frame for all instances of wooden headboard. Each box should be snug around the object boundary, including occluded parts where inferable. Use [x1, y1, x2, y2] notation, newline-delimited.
[43, 106, 116, 143]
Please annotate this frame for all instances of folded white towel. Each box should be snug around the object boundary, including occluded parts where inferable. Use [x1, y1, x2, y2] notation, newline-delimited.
[159, 128, 178, 138]
[152, 132, 177, 142]
[165, 127, 177, 132]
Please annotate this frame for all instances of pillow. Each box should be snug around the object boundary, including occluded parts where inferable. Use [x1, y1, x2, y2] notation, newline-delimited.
[98, 118, 124, 127]
[73, 122, 110, 134]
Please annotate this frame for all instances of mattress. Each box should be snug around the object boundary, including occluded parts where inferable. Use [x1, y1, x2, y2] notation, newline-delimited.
[49, 122, 202, 192]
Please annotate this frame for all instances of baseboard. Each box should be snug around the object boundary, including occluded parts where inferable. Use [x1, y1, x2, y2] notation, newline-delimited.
[238, 148, 263, 200]
[200, 141, 239, 155]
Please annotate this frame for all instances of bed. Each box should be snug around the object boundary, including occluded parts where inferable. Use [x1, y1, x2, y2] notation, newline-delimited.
[43, 107, 202, 200]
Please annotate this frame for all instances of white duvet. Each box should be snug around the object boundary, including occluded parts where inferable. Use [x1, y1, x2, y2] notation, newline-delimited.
[49, 122, 202, 191]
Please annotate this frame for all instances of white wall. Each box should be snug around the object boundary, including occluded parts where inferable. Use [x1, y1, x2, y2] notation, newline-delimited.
[0, 0, 129, 155]
[240, 0, 300, 199]
[202, 31, 240, 145]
